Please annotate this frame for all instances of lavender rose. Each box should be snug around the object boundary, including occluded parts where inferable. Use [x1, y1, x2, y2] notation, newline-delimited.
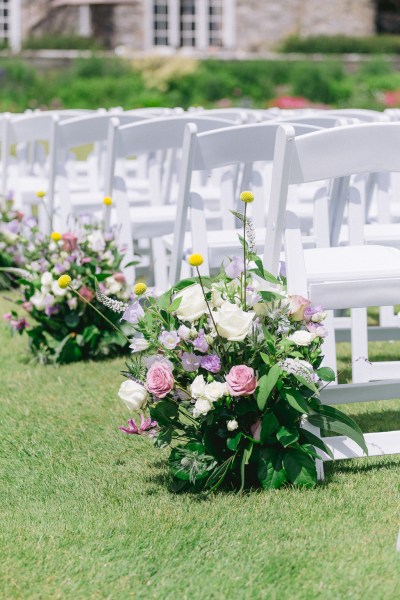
[226, 365, 257, 397]
[146, 362, 174, 398]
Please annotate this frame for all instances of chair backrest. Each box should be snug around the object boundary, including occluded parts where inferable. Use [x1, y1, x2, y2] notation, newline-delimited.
[105, 114, 234, 202]
[46, 113, 150, 232]
[263, 122, 400, 276]
[169, 121, 321, 283]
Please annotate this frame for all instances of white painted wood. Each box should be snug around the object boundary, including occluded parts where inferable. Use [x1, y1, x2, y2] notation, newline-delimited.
[78, 5, 91, 37]
[319, 431, 400, 461]
[9, 0, 22, 54]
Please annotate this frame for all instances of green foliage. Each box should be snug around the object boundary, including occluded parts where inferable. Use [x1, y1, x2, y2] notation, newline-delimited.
[290, 61, 352, 104]
[23, 35, 102, 51]
[1, 297, 400, 599]
[280, 34, 400, 54]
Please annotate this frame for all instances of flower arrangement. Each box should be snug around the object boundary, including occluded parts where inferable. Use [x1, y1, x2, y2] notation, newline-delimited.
[100, 192, 366, 493]
[5, 218, 134, 364]
[0, 195, 40, 289]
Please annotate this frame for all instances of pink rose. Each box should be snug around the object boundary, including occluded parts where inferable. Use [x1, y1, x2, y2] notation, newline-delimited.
[288, 295, 310, 321]
[78, 285, 94, 302]
[22, 301, 33, 313]
[114, 272, 126, 284]
[146, 362, 174, 398]
[226, 365, 257, 397]
[62, 232, 78, 253]
[251, 419, 262, 441]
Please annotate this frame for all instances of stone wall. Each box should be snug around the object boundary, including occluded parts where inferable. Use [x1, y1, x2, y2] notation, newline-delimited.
[236, 0, 376, 52]
[21, 1, 79, 38]
[19, 0, 377, 52]
[113, 3, 144, 50]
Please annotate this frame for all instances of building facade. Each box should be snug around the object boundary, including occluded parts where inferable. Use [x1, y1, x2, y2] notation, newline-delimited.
[2, 1, 387, 54]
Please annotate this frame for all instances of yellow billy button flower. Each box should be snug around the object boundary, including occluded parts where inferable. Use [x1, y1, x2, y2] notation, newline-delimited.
[50, 231, 62, 242]
[188, 253, 204, 267]
[36, 190, 46, 198]
[58, 274, 71, 289]
[134, 282, 147, 296]
[103, 196, 113, 206]
[240, 190, 254, 203]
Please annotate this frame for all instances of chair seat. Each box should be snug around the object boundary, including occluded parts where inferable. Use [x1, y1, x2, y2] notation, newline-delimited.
[304, 245, 400, 309]
[339, 223, 400, 247]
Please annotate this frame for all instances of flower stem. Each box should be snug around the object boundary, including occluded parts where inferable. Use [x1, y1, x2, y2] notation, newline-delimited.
[69, 286, 131, 343]
[243, 202, 247, 311]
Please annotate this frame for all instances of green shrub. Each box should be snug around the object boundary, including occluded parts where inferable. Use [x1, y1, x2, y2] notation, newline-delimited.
[280, 34, 400, 54]
[23, 35, 102, 51]
[290, 61, 352, 104]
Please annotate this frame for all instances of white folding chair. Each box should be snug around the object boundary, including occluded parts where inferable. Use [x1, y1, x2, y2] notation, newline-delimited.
[263, 122, 400, 474]
[104, 115, 234, 288]
[167, 121, 322, 285]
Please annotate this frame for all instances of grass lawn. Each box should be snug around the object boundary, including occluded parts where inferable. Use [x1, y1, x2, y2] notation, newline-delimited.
[1, 295, 400, 600]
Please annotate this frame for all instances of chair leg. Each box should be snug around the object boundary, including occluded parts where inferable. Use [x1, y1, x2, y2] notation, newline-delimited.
[151, 237, 169, 292]
[351, 307, 371, 383]
[321, 310, 338, 380]
[379, 305, 398, 327]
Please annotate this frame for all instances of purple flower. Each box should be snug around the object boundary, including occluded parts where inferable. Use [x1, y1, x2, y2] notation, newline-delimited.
[192, 329, 209, 353]
[246, 286, 261, 308]
[279, 260, 286, 278]
[45, 305, 59, 317]
[122, 301, 144, 325]
[304, 304, 324, 321]
[143, 355, 174, 371]
[3, 313, 12, 321]
[225, 256, 245, 279]
[159, 330, 180, 350]
[200, 354, 221, 373]
[119, 414, 158, 437]
[5, 219, 20, 234]
[181, 352, 202, 372]
[306, 322, 328, 338]
[54, 263, 67, 275]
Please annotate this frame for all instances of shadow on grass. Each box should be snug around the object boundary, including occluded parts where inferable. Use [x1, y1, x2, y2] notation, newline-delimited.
[345, 408, 400, 433]
[324, 456, 400, 481]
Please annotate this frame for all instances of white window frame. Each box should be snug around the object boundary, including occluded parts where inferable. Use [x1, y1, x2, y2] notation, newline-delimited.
[145, 0, 236, 51]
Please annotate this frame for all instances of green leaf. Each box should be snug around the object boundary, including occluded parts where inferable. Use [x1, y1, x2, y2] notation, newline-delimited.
[64, 312, 80, 329]
[276, 426, 299, 447]
[316, 367, 336, 382]
[257, 364, 282, 410]
[283, 449, 317, 488]
[300, 427, 334, 460]
[257, 447, 287, 489]
[150, 400, 179, 427]
[239, 442, 253, 492]
[281, 388, 311, 414]
[169, 296, 182, 312]
[308, 406, 367, 455]
[227, 431, 242, 451]
[95, 273, 113, 282]
[251, 256, 279, 284]
[294, 374, 319, 395]
[260, 411, 279, 442]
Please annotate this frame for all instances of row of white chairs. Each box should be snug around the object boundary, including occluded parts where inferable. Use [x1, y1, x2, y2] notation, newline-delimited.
[2, 106, 400, 475]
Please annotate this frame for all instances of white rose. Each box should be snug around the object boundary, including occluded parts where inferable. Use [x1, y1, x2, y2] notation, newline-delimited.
[30, 261, 41, 272]
[204, 381, 228, 403]
[193, 398, 213, 418]
[287, 330, 316, 346]
[105, 276, 122, 295]
[87, 230, 106, 253]
[118, 379, 149, 411]
[213, 301, 255, 341]
[227, 419, 239, 431]
[30, 290, 47, 311]
[190, 374, 206, 399]
[311, 311, 327, 323]
[175, 284, 207, 322]
[211, 286, 224, 308]
[41, 272, 53, 288]
[177, 324, 191, 340]
[129, 337, 149, 353]
[52, 280, 67, 297]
